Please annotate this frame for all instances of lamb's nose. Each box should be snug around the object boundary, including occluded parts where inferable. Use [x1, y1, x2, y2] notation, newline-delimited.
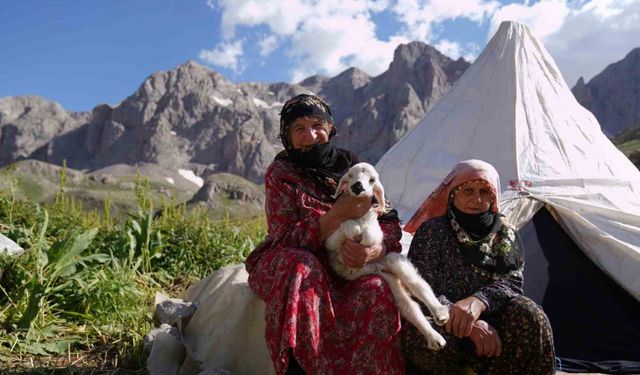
[351, 181, 364, 195]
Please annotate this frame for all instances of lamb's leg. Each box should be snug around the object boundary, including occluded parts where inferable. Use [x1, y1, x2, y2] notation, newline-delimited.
[381, 253, 449, 326]
[377, 271, 446, 350]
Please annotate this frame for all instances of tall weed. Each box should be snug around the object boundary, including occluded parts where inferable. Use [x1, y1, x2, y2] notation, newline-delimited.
[0, 166, 267, 368]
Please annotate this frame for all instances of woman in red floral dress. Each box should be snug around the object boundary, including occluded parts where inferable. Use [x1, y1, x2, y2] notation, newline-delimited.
[245, 94, 405, 375]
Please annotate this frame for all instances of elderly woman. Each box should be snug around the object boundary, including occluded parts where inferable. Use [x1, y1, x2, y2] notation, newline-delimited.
[401, 160, 556, 375]
[245, 94, 404, 375]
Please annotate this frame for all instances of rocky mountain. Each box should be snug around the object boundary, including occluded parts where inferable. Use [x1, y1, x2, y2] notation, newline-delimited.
[306, 42, 469, 161]
[572, 48, 640, 136]
[0, 96, 86, 165]
[0, 42, 469, 184]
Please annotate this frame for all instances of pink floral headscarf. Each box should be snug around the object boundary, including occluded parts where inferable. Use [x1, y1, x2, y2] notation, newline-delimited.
[404, 159, 501, 234]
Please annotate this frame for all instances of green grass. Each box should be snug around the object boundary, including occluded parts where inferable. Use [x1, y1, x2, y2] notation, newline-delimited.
[612, 126, 640, 169]
[0, 169, 267, 372]
[613, 126, 640, 153]
[617, 139, 640, 156]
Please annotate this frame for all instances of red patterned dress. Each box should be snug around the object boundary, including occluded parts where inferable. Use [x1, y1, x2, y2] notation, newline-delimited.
[246, 158, 405, 375]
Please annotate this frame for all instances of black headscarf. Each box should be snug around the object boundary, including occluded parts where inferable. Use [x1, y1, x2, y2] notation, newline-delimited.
[276, 94, 354, 196]
[447, 184, 524, 275]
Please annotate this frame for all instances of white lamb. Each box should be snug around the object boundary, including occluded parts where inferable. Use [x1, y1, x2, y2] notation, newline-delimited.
[325, 162, 449, 350]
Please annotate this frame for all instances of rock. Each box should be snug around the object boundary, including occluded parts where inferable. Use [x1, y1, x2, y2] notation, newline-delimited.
[154, 297, 197, 326]
[143, 323, 178, 356]
[189, 173, 264, 206]
[145, 323, 185, 375]
[99, 174, 113, 184]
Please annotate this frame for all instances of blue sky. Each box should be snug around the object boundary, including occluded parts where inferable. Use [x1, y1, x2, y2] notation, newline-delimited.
[1, 0, 638, 112]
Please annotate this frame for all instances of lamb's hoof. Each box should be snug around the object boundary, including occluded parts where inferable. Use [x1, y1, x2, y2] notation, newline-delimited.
[432, 305, 450, 326]
[427, 333, 447, 351]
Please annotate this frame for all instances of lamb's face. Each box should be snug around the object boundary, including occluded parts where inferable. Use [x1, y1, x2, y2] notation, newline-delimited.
[343, 163, 379, 198]
[332, 162, 386, 213]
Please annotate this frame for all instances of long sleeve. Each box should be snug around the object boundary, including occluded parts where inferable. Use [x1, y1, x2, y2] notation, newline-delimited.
[407, 221, 455, 308]
[264, 163, 327, 253]
[472, 269, 523, 313]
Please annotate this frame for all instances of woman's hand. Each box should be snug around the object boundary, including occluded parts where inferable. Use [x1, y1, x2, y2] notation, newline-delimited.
[331, 193, 373, 221]
[341, 240, 386, 268]
[468, 319, 502, 357]
[445, 296, 486, 338]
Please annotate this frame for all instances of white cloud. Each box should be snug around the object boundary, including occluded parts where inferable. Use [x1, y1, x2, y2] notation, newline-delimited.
[209, 0, 407, 81]
[435, 40, 463, 59]
[393, 0, 500, 41]
[205, 0, 638, 85]
[214, 0, 310, 38]
[288, 12, 410, 81]
[199, 40, 244, 72]
[208, 0, 499, 82]
[488, 0, 640, 86]
[258, 35, 279, 57]
[543, 0, 640, 85]
[488, 0, 570, 40]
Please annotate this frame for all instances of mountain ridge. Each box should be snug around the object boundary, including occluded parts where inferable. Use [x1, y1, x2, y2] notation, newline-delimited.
[0, 41, 470, 183]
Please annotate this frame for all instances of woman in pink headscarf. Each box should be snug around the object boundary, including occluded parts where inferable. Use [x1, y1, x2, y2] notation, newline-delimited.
[402, 160, 556, 375]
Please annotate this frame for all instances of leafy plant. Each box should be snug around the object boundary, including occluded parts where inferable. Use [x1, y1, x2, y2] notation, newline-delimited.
[17, 214, 104, 331]
[126, 208, 162, 273]
[0, 172, 267, 370]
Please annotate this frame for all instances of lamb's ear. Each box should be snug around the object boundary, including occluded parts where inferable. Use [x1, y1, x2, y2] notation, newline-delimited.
[332, 174, 350, 199]
[373, 180, 385, 215]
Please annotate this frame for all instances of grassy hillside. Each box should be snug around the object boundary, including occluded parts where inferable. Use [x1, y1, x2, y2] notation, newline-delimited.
[0, 160, 267, 222]
[613, 126, 640, 169]
[0, 174, 267, 372]
[0, 160, 195, 219]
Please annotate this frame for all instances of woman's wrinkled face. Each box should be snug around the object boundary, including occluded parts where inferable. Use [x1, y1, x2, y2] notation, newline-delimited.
[453, 180, 493, 214]
[288, 116, 333, 150]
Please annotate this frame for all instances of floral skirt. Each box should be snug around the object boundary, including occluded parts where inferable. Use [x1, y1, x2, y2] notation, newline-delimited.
[248, 247, 405, 375]
[403, 295, 556, 375]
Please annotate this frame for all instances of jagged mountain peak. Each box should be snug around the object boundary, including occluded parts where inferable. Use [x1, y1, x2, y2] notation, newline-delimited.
[1, 41, 474, 181]
[298, 74, 330, 92]
[390, 41, 449, 70]
[0, 95, 67, 118]
[328, 67, 371, 90]
[626, 47, 640, 59]
[572, 46, 640, 135]
[0, 96, 85, 165]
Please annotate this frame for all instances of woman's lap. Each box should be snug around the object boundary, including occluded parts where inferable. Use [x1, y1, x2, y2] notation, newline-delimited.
[248, 247, 404, 375]
[403, 295, 555, 375]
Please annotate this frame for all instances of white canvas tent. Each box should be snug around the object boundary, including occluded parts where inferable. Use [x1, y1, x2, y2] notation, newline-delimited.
[377, 21, 640, 368]
[146, 21, 640, 374]
[376, 21, 640, 302]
